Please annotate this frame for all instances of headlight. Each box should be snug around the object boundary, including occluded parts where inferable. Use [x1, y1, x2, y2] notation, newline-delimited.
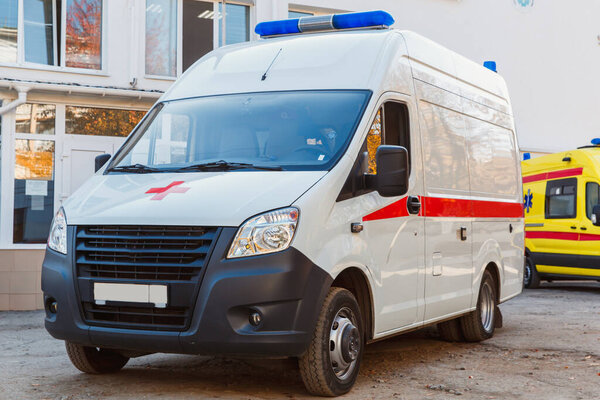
[228, 207, 299, 258]
[48, 207, 67, 254]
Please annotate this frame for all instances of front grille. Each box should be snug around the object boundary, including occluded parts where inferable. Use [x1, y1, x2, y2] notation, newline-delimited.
[76, 226, 216, 281]
[82, 302, 189, 331]
[75, 225, 220, 331]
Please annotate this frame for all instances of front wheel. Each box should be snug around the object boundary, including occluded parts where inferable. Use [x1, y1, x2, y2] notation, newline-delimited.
[298, 287, 364, 397]
[460, 270, 498, 342]
[65, 342, 129, 374]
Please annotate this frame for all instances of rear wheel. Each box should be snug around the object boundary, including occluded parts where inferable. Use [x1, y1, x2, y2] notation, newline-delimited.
[298, 287, 364, 397]
[523, 257, 540, 289]
[437, 318, 464, 342]
[65, 342, 129, 374]
[460, 270, 497, 342]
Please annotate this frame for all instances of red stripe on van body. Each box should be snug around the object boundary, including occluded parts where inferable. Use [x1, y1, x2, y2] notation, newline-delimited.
[363, 196, 523, 221]
[522, 167, 583, 184]
[525, 231, 580, 241]
[424, 197, 471, 218]
[527, 231, 600, 241]
[362, 196, 411, 221]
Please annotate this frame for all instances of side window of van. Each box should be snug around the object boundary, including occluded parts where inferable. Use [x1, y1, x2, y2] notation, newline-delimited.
[337, 101, 410, 201]
[585, 182, 600, 220]
[545, 178, 577, 219]
[365, 102, 411, 174]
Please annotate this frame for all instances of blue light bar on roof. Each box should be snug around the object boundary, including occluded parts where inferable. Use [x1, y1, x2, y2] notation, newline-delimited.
[591, 138, 600, 145]
[255, 10, 395, 37]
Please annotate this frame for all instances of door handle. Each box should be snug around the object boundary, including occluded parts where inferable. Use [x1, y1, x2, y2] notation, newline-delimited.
[407, 196, 421, 215]
[580, 227, 587, 231]
[459, 226, 467, 241]
[570, 226, 577, 230]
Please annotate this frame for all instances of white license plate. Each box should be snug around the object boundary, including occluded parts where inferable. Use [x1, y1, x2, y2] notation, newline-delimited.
[94, 283, 168, 308]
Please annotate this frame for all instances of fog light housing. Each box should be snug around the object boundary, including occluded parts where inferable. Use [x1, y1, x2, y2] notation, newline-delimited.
[249, 312, 262, 326]
[46, 298, 58, 314]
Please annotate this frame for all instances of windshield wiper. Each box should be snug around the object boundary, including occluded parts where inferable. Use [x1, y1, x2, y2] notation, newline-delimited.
[175, 160, 283, 171]
[108, 164, 164, 173]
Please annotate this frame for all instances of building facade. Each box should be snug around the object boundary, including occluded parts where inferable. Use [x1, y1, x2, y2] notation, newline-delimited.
[0, 0, 598, 310]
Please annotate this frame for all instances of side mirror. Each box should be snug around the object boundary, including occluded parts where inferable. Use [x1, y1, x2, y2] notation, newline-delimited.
[592, 205, 600, 226]
[371, 145, 409, 197]
[95, 154, 111, 172]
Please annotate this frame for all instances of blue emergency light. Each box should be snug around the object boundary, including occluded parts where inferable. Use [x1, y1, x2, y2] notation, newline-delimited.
[523, 152, 531, 161]
[591, 138, 600, 146]
[483, 61, 497, 72]
[255, 10, 395, 37]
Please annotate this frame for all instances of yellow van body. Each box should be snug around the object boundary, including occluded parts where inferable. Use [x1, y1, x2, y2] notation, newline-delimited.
[522, 148, 600, 287]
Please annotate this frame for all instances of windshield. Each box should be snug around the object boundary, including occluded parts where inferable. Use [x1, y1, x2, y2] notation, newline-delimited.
[109, 90, 371, 172]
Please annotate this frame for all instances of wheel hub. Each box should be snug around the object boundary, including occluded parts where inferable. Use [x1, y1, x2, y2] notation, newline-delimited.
[330, 307, 360, 380]
[480, 281, 495, 333]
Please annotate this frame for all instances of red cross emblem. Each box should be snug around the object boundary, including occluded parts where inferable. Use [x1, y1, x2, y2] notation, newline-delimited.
[145, 181, 190, 200]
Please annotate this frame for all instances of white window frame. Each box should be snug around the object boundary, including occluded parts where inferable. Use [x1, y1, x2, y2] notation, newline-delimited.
[3, 0, 108, 76]
[287, 4, 348, 17]
[143, 0, 254, 81]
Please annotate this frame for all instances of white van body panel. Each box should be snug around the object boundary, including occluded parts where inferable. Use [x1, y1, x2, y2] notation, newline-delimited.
[64, 171, 325, 226]
[162, 30, 413, 102]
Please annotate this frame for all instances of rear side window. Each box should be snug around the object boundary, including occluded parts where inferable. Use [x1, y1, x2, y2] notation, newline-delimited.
[586, 182, 600, 220]
[545, 178, 577, 219]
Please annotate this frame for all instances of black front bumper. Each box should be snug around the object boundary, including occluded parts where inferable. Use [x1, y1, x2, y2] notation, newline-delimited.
[42, 227, 332, 357]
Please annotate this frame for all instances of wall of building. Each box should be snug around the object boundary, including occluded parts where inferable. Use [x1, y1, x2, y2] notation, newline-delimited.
[0, 249, 45, 310]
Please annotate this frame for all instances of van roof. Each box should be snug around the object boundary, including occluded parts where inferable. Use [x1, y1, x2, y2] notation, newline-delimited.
[162, 28, 511, 112]
[522, 147, 600, 178]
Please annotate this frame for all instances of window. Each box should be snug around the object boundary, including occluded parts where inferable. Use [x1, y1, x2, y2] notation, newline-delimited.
[0, 0, 103, 69]
[15, 104, 56, 134]
[218, 2, 249, 45]
[65, 106, 146, 137]
[13, 103, 56, 244]
[65, 0, 103, 69]
[182, 0, 213, 72]
[148, 0, 252, 76]
[0, 0, 18, 63]
[13, 139, 55, 243]
[146, 0, 177, 76]
[24, 0, 56, 65]
[365, 102, 410, 174]
[545, 178, 577, 219]
[111, 91, 371, 172]
[586, 182, 600, 220]
[337, 101, 410, 201]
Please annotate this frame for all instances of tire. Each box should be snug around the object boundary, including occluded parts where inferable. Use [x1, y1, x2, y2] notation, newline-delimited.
[298, 287, 364, 397]
[65, 342, 129, 374]
[460, 270, 497, 342]
[523, 257, 540, 289]
[437, 318, 464, 342]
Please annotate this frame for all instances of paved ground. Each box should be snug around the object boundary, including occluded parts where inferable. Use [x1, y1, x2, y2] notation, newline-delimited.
[1, 282, 599, 400]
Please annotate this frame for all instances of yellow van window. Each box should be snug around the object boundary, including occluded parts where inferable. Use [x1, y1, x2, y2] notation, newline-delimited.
[585, 182, 600, 220]
[545, 178, 577, 219]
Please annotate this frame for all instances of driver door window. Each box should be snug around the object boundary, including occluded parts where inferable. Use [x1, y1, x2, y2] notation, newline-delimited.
[338, 101, 410, 201]
[586, 181, 600, 222]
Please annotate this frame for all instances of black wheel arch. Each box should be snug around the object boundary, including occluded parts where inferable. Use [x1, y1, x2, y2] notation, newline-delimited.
[331, 267, 374, 342]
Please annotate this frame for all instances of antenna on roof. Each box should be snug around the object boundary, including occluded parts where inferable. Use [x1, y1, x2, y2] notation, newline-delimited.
[261, 48, 282, 81]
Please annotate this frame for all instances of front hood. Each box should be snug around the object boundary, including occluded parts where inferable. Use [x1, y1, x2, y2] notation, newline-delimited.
[64, 171, 325, 227]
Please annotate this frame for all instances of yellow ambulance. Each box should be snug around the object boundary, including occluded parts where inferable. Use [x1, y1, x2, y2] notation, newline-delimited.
[522, 141, 600, 288]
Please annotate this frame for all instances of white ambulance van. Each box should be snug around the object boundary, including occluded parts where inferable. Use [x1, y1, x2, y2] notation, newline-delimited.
[42, 11, 524, 396]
